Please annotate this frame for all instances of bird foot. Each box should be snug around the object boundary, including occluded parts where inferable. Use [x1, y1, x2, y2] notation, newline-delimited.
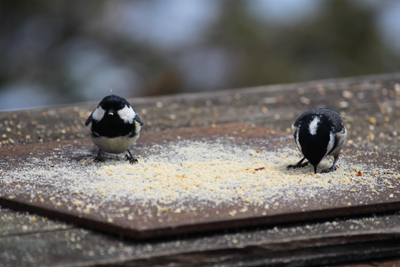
[287, 161, 309, 169]
[94, 155, 105, 162]
[125, 154, 138, 164]
[321, 165, 338, 173]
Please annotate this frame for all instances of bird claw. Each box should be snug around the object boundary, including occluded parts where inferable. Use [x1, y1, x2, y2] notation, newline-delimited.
[94, 155, 105, 162]
[321, 165, 338, 173]
[287, 161, 309, 169]
[125, 154, 138, 164]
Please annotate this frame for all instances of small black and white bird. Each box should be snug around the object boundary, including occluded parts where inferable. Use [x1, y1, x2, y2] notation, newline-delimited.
[287, 108, 347, 174]
[85, 95, 143, 163]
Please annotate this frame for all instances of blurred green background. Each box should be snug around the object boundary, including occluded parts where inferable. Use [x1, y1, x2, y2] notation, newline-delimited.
[1, 0, 400, 110]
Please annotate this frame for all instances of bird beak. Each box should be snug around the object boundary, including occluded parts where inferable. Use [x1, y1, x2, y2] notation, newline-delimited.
[108, 109, 115, 116]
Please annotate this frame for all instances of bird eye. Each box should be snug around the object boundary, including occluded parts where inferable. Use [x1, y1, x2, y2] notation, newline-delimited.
[119, 104, 125, 109]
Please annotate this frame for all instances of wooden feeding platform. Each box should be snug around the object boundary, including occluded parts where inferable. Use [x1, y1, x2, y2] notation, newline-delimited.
[1, 73, 400, 266]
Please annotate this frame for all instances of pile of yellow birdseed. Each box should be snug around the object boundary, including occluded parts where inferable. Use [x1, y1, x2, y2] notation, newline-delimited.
[77, 140, 393, 205]
[3, 139, 399, 214]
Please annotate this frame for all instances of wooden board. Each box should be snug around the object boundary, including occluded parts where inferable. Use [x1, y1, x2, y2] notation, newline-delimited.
[1, 123, 400, 239]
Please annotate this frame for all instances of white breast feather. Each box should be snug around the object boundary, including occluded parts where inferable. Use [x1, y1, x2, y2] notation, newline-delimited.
[91, 136, 138, 153]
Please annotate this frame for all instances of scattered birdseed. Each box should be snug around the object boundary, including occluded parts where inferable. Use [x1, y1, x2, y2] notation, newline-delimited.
[1, 138, 398, 227]
[300, 97, 311, 105]
[317, 84, 326, 95]
[342, 90, 354, 99]
[229, 210, 237, 216]
[369, 117, 377, 124]
[338, 101, 349, 108]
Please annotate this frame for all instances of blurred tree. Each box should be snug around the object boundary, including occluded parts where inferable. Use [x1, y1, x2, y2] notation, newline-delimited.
[0, 1, 178, 106]
[0, 1, 105, 100]
[0, 0, 399, 109]
[287, 0, 395, 80]
[206, 0, 399, 88]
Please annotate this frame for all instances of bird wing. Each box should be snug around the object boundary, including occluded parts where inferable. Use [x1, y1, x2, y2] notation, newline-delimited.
[85, 112, 93, 126]
[134, 114, 144, 126]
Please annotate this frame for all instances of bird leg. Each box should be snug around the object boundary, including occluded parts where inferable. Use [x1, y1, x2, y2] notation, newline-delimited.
[321, 155, 339, 173]
[94, 149, 105, 162]
[287, 157, 309, 169]
[125, 149, 138, 164]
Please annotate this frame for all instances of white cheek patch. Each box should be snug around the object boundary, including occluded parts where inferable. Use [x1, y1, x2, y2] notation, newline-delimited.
[92, 107, 106, 122]
[117, 105, 136, 124]
[308, 116, 320, 135]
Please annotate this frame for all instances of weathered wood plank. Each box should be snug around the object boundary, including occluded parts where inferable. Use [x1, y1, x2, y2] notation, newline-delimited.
[0, 208, 71, 236]
[2, 123, 399, 240]
[1, 212, 400, 266]
[1, 72, 400, 148]
[1, 73, 400, 266]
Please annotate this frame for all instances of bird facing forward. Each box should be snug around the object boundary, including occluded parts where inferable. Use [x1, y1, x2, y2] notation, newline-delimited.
[287, 108, 347, 174]
[85, 95, 143, 163]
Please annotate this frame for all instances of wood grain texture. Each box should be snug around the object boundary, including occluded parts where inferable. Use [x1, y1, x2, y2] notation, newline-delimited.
[1, 73, 400, 266]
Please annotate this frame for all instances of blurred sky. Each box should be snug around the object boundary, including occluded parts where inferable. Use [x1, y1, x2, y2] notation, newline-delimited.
[1, 0, 400, 110]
